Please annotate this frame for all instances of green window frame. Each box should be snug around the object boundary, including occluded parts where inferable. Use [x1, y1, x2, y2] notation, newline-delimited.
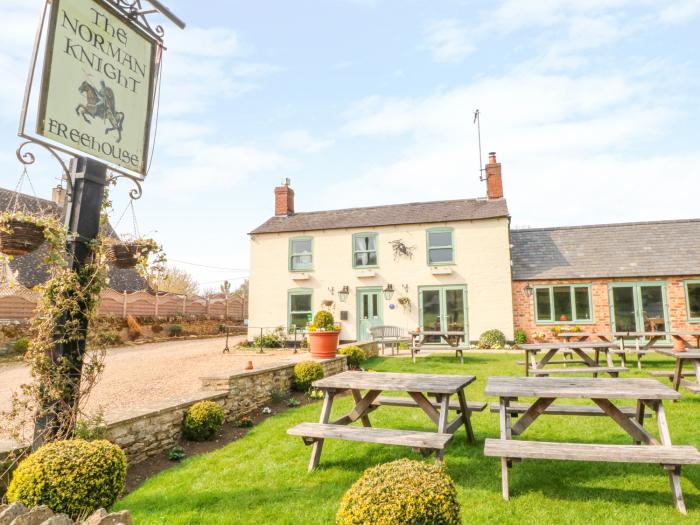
[426, 227, 454, 265]
[534, 284, 593, 324]
[352, 232, 378, 268]
[288, 288, 313, 329]
[684, 280, 700, 322]
[289, 236, 313, 271]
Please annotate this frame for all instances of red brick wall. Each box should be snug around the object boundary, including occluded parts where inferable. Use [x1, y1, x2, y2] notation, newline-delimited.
[512, 276, 700, 343]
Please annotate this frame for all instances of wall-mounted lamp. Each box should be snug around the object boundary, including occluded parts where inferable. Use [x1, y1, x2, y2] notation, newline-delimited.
[524, 284, 534, 297]
[383, 284, 395, 301]
[338, 285, 350, 302]
[401, 284, 409, 293]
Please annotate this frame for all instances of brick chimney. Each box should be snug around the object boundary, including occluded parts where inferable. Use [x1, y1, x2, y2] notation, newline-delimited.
[485, 151, 503, 199]
[274, 178, 295, 216]
[51, 185, 66, 207]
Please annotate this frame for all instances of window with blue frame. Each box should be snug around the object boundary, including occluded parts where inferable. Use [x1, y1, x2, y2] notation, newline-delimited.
[685, 281, 700, 321]
[288, 289, 312, 328]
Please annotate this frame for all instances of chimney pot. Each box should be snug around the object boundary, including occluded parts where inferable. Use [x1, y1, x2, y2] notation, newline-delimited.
[488, 152, 497, 163]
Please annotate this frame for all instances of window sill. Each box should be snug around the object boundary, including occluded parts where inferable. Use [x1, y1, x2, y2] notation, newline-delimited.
[290, 272, 311, 281]
[355, 269, 377, 278]
[430, 266, 453, 275]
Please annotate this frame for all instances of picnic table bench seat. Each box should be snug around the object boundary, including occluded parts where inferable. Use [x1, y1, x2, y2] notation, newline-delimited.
[484, 438, 700, 465]
[488, 402, 650, 418]
[288, 422, 453, 453]
[649, 371, 697, 378]
[372, 396, 486, 413]
[530, 366, 628, 376]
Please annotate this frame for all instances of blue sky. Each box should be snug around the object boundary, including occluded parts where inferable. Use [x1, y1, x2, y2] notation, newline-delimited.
[1, 0, 699, 290]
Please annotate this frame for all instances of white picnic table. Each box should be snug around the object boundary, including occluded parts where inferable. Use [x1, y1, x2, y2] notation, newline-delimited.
[287, 371, 484, 471]
[519, 341, 627, 377]
[484, 376, 700, 513]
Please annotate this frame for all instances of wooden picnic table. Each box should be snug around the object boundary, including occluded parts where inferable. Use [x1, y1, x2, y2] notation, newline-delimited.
[409, 330, 466, 364]
[287, 371, 483, 471]
[519, 342, 626, 377]
[484, 376, 700, 513]
[655, 348, 700, 394]
[559, 331, 676, 369]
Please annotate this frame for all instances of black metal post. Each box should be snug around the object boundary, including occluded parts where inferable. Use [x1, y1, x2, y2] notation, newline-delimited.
[33, 157, 107, 449]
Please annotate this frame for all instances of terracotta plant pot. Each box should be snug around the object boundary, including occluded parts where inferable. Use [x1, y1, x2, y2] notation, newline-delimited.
[308, 330, 340, 359]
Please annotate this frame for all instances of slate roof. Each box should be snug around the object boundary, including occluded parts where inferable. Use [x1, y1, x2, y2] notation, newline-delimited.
[1, 188, 148, 291]
[511, 219, 700, 280]
[250, 198, 509, 234]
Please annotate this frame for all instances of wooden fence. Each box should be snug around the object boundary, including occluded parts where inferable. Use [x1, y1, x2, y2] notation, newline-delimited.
[0, 286, 246, 322]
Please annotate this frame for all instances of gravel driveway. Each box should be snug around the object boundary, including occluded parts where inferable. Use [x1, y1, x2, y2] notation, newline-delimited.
[0, 337, 304, 435]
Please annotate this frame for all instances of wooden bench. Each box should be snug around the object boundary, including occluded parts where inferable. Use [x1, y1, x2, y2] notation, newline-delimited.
[488, 402, 650, 418]
[649, 371, 697, 379]
[373, 396, 486, 413]
[530, 366, 627, 377]
[369, 325, 410, 355]
[484, 438, 700, 512]
[484, 438, 700, 464]
[288, 423, 453, 455]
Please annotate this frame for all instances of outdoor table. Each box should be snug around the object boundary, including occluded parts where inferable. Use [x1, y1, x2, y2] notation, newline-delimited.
[287, 371, 478, 471]
[559, 331, 670, 369]
[519, 342, 626, 377]
[655, 348, 700, 394]
[669, 330, 700, 350]
[484, 376, 700, 513]
[409, 330, 466, 364]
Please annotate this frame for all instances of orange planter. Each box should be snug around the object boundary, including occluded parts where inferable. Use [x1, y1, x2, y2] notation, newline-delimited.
[309, 330, 340, 359]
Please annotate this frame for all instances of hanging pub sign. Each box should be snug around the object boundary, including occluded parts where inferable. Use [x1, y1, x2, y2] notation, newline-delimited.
[36, 0, 158, 177]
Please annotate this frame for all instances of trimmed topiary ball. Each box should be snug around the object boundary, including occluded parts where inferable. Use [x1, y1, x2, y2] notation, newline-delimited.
[293, 360, 324, 391]
[337, 458, 461, 525]
[183, 400, 225, 441]
[338, 345, 368, 368]
[478, 329, 506, 349]
[313, 310, 335, 329]
[7, 439, 126, 519]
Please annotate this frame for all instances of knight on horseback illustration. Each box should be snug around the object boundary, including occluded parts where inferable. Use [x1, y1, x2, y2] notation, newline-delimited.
[75, 80, 125, 143]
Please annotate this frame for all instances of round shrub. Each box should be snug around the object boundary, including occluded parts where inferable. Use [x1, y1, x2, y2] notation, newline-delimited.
[13, 337, 30, 354]
[514, 329, 528, 345]
[313, 310, 334, 329]
[183, 400, 225, 441]
[337, 458, 461, 525]
[293, 361, 324, 391]
[338, 345, 368, 369]
[478, 329, 506, 349]
[7, 439, 126, 519]
[168, 324, 183, 337]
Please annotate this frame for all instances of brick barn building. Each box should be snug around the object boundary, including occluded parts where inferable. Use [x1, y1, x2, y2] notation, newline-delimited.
[510, 220, 700, 347]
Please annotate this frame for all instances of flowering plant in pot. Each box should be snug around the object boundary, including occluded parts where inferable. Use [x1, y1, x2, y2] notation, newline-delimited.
[308, 310, 341, 359]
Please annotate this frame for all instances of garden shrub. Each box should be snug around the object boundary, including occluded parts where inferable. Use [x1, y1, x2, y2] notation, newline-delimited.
[13, 337, 29, 354]
[6, 439, 126, 519]
[74, 412, 107, 441]
[182, 401, 225, 441]
[514, 329, 528, 345]
[253, 332, 284, 348]
[293, 361, 324, 391]
[151, 323, 164, 334]
[338, 345, 368, 368]
[478, 329, 506, 349]
[126, 314, 142, 340]
[94, 330, 122, 347]
[337, 458, 461, 525]
[313, 310, 334, 329]
[168, 324, 183, 337]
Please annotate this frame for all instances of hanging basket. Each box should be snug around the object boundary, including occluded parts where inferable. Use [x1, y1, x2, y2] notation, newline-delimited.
[0, 218, 46, 256]
[105, 241, 149, 269]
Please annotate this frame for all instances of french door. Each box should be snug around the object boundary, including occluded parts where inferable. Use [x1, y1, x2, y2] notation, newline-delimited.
[609, 283, 669, 336]
[419, 286, 468, 346]
[357, 287, 383, 341]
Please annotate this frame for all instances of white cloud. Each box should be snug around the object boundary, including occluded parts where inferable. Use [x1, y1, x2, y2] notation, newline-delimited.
[279, 129, 333, 153]
[659, 0, 700, 24]
[423, 19, 474, 63]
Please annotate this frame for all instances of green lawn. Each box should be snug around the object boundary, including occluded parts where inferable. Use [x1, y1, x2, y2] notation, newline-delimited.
[115, 353, 700, 524]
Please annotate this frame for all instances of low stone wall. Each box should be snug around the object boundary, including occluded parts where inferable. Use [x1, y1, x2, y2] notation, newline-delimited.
[0, 355, 347, 470]
[339, 340, 379, 358]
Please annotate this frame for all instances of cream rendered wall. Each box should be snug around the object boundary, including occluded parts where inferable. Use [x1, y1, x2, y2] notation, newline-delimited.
[247, 217, 514, 342]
